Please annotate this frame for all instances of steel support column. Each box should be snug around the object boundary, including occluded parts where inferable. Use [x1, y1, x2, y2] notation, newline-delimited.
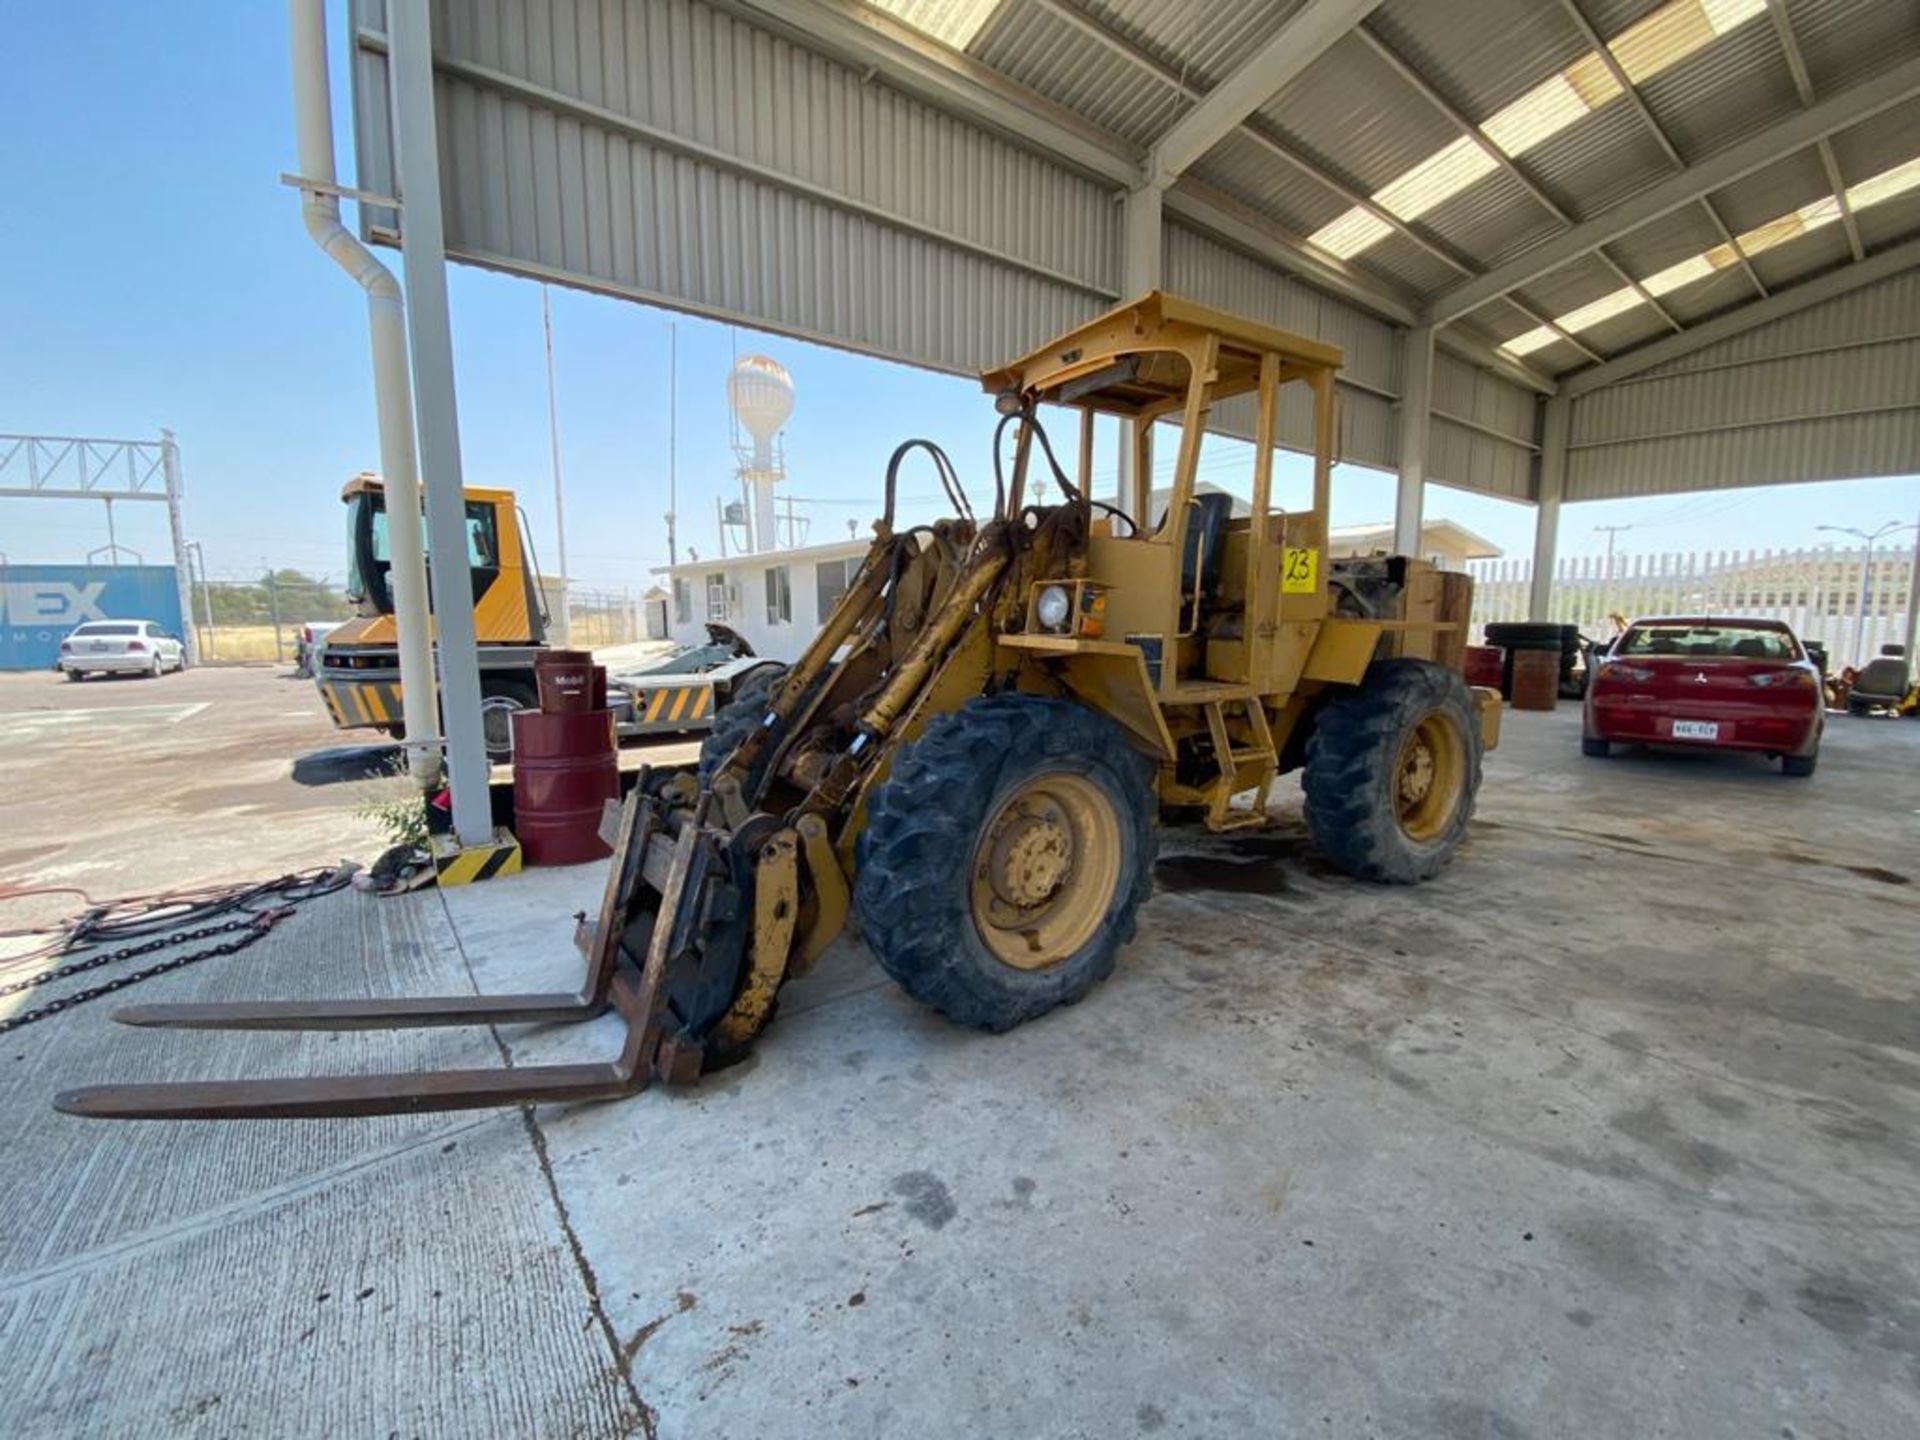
[1394, 326, 1433, 558]
[1529, 396, 1569, 622]
[159, 431, 199, 667]
[1117, 186, 1163, 513]
[388, 0, 492, 846]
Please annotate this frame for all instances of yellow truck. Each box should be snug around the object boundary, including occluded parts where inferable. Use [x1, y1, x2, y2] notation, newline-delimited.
[317, 475, 782, 758]
[315, 475, 550, 760]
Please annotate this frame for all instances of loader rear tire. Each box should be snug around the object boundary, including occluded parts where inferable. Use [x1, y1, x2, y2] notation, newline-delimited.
[1304, 658, 1481, 885]
[854, 694, 1156, 1033]
[698, 664, 789, 785]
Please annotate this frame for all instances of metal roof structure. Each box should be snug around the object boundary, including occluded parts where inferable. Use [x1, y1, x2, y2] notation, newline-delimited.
[347, 0, 1919, 598]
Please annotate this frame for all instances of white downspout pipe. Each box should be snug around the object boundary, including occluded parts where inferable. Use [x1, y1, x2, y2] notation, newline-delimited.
[290, 0, 440, 789]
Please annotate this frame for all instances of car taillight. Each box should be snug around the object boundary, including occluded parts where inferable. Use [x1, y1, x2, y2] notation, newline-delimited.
[1750, 669, 1813, 689]
[127, 640, 145, 652]
[1606, 663, 1656, 684]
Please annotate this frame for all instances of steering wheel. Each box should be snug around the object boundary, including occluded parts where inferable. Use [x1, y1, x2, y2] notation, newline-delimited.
[1087, 500, 1139, 536]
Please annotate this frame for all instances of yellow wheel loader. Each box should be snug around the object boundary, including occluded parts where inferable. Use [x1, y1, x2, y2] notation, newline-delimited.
[58, 293, 1500, 1121]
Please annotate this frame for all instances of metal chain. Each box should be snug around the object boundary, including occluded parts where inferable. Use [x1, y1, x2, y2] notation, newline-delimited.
[0, 908, 293, 1036]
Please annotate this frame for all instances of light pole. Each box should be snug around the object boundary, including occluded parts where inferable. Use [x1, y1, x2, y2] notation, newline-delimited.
[186, 541, 216, 659]
[1818, 520, 1917, 667]
[541, 284, 572, 648]
[1594, 523, 1631, 619]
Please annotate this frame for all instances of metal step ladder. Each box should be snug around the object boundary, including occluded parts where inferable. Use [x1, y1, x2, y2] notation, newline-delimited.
[1202, 697, 1277, 832]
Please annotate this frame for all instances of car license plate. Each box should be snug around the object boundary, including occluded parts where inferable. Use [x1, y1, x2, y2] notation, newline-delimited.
[1672, 719, 1720, 741]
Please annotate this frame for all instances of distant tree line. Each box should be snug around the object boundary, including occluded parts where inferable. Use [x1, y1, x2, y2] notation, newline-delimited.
[203, 570, 355, 625]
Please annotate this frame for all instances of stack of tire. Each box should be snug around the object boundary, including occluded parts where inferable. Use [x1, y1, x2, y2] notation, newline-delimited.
[1483, 623, 1587, 699]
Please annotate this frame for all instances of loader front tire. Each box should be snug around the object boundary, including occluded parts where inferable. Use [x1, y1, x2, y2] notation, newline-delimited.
[855, 694, 1156, 1032]
[1303, 658, 1481, 884]
[698, 663, 789, 785]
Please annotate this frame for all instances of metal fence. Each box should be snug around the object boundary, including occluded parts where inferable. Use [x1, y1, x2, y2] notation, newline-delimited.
[1468, 546, 1918, 670]
[558, 587, 647, 650]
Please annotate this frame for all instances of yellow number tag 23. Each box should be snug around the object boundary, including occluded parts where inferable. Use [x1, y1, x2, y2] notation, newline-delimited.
[1282, 546, 1318, 594]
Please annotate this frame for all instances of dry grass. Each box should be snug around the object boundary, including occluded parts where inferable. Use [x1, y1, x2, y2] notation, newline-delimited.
[195, 624, 293, 663]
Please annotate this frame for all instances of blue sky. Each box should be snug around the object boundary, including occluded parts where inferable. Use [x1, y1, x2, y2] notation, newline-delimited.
[3, 4, 1914, 593]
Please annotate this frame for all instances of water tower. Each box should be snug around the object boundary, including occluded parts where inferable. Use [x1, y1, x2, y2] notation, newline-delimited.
[727, 354, 794, 552]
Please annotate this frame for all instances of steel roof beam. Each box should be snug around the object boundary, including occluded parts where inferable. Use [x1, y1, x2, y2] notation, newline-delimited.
[1031, 0, 1562, 387]
[1558, 0, 1768, 299]
[1763, 0, 1866, 262]
[1162, 184, 1417, 326]
[1559, 236, 1920, 395]
[715, 0, 1142, 188]
[1356, 19, 1680, 339]
[1034, 1, 1479, 283]
[1430, 54, 1920, 323]
[1145, 0, 1385, 187]
[714, 1, 1428, 334]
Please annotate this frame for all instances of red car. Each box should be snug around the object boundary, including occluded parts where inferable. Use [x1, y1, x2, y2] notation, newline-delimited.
[1583, 616, 1823, 776]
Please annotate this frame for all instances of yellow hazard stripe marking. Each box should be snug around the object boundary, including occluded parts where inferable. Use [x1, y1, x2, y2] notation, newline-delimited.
[690, 687, 710, 720]
[668, 687, 692, 722]
[345, 685, 369, 725]
[363, 685, 387, 723]
[432, 831, 522, 886]
[645, 689, 670, 722]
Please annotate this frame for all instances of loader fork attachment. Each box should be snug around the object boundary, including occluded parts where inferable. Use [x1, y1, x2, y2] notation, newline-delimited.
[55, 783, 720, 1121]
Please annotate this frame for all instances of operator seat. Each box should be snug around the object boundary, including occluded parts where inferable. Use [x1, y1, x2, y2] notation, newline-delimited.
[1180, 491, 1236, 610]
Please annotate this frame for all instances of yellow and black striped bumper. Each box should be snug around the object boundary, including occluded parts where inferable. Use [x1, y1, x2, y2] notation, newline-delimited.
[626, 682, 713, 732]
[320, 679, 404, 730]
[430, 829, 522, 886]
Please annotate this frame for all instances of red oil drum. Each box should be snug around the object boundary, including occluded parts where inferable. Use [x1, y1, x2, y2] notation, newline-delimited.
[1463, 645, 1504, 690]
[511, 709, 618, 865]
[535, 649, 595, 713]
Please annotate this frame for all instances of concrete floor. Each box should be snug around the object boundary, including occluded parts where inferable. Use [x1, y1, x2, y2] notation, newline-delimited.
[0, 665, 697, 915]
[2, 706, 1916, 1438]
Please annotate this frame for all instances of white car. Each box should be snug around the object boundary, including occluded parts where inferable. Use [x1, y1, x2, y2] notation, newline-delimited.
[59, 620, 187, 680]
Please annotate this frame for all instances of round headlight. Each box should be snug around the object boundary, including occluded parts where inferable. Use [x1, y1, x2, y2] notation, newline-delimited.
[1036, 584, 1072, 631]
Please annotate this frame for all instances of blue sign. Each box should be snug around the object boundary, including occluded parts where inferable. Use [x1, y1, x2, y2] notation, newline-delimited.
[0, 564, 185, 671]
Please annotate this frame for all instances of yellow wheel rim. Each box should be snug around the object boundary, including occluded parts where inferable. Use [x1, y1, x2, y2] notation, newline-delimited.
[1395, 711, 1467, 843]
[968, 772, 1121, 970]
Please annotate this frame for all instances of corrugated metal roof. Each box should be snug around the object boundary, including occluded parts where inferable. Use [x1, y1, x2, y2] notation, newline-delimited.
[1580, 302, 1677, 356]
[1788, 0, 1920, 96]
[1352, 232, 1465, 297]
[1659, 264, 1757, 325]
[1705, 147, 1832, 231]
[1187, 131, 1355, 238]
[1514, 98, 1677, 220]
[1749, 224, 1855, 290]
[1606, 204, 1728, 278]
[1416, 169, 1562, 271]
[1858, 192, 1920, 248]
[1513, 253, 1634, 320]
[1082, 0, 1312, 87]
[358, 0, 1920, 508]
[1255, 35, 1458, 196]
[1635, 11, 1803, 159]
[968, 4, 1184, 147]
[1827, 94, 1920, 177]
[1367, 0, 1591, 126]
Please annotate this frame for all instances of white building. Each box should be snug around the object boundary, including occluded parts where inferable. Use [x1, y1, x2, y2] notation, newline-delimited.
[1329, 520, 1502, 572]
[655, 537, 870, 662]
